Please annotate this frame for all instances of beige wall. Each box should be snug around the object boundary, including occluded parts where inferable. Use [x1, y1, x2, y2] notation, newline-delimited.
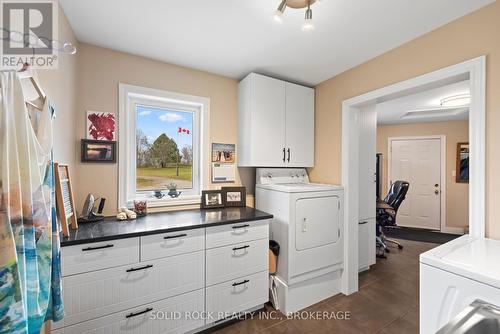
[75, 44, 254, 215]
[37, 7, 79, 170]
[311, 1, 500, 238]
[377, 121, 469, 230]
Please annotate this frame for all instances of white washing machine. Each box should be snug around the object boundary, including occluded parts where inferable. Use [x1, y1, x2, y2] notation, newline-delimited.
[256, 168, 344, 314]
[420, 235, 500, 333]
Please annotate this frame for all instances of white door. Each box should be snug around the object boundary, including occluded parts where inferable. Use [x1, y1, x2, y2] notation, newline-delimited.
[390, 138, 442, 230]
[250, 74, 286, 166]
[285, 82, 314, 167]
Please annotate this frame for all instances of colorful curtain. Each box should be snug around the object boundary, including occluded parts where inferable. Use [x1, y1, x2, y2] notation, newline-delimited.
[0, 71, 63, 334]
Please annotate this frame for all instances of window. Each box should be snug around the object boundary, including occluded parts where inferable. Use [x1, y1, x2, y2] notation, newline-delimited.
[136, 105, 194, 192]
[119, 84, 210, 207]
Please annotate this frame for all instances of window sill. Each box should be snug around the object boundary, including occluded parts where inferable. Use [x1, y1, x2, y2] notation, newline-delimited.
[130, 195, 201, 209]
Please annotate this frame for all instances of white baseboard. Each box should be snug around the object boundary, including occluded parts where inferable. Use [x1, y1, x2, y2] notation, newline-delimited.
[441, 227, 465, 235]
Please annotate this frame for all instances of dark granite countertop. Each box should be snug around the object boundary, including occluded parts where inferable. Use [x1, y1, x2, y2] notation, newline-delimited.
[60, 207, 273, 247]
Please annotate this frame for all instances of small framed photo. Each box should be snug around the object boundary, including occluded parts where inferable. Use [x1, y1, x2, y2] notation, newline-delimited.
[221, 187, 246, 207]
[201, 190, 224, 209]
[81, 139, 116, 163]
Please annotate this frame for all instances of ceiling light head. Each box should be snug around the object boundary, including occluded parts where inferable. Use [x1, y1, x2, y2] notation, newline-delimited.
[440, 93, 471, 107]
[302, 4, 314, 31]
[273, 0, 287, 23]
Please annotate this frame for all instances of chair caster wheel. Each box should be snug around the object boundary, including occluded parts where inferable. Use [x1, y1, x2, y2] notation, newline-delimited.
[398, 245, 403, 250]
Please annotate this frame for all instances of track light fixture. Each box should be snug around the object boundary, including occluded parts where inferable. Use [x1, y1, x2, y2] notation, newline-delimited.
[273, 0, 318, 31]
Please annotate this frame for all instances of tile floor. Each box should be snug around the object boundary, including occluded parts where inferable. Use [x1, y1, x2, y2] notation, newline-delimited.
[211, 239, 437, 334]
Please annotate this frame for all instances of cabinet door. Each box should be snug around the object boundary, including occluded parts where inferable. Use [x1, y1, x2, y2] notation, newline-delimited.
[358, 218, 375, 271]
[285, 82, 314, 167]
[358, 104, 377, 220]
[250, 74, 286, 166]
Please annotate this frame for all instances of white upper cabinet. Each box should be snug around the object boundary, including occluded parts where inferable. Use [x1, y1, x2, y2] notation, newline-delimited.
[285, 82, 315, 167]
[238, 73, 314, 167]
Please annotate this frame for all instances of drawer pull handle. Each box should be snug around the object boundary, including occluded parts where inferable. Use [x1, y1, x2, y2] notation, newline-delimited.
[125, 307, 153, 318]
[232, 245, 250, 251]
[126, 264, 153, 273]
[232, 224, 249, 229]
[359, 221, 368, 225]
[82, 244, 114, 252]
[164, 233, 187, 239]
[232, 279, 249, 287]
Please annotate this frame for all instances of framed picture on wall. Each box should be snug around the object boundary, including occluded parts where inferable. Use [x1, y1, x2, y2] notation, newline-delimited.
[456, 142, 469, 183]
[81, 139, 116, 163]
[86, 111, 116, 141]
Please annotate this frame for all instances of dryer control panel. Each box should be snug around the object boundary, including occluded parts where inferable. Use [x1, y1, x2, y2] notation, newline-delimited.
[256, 168, 309, 185]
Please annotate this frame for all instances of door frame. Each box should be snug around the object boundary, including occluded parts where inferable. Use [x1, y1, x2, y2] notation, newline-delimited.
[340, 56, 486, 295]
[387, 135, 447, 232]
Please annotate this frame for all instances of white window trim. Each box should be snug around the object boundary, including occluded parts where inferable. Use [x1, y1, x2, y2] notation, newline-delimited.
[118, 83, 210, 208]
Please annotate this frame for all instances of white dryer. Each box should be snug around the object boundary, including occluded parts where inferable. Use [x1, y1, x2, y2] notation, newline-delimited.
[256, 168, 344, 314]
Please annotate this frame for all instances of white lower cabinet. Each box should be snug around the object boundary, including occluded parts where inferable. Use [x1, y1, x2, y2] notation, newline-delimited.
[206, 271, 269, 323]
[358, 218, 376, 271]
[57, 289, 205, 334]
[54, 220, 270, 334]
[206, 239, 268, 286]
[57, 251, 204, 328]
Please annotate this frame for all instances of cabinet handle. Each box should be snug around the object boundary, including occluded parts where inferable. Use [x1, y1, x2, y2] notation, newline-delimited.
[232, 245, 250, 251]
[164, 233, 187, 239]
[82, 244, 114, 252]
[232, 224, 249, 229]
[283, 148, 286, 162]
[126, 264, 153, 273]
[125, 307, 153, 318]
[359, 221, 368, 225]
[287, 148, 290, 163]
[232, 279, 249, 287]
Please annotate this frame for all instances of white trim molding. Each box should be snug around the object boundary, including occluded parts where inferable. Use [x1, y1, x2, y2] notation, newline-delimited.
[387, 135, 446, 233]
[118, 83, 210, 209]
[341, 56, 486, 295]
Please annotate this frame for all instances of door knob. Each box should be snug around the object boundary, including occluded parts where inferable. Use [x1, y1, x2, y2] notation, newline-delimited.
[435, 190, 439, 195]
[434, 184, 439, 187]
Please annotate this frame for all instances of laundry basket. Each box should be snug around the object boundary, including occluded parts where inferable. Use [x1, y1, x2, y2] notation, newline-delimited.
[269, 240, 280, 274]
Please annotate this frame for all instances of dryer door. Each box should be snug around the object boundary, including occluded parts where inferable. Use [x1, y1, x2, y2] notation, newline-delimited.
[295, 196, 340, 251]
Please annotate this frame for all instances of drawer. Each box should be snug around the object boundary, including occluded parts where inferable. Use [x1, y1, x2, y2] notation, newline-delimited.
[61, 238, 139, 277]
[206, 239, 268, 286]
[58, 289, 204, 334]
[141, 228, 205, 261]
[206, 219, 269, 249]
[206, 271, 268, 324]
[57, 251, 204, 328]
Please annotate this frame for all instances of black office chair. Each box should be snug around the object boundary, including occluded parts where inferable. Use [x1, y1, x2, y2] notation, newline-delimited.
[376, 181, 410, 255]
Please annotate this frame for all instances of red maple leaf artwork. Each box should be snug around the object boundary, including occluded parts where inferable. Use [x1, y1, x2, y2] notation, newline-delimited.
[87, 112, 115, 141]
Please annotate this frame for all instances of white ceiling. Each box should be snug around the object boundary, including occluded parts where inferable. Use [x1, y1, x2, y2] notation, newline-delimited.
[376, 80, 470, 125]
[60, 0, 494, 86]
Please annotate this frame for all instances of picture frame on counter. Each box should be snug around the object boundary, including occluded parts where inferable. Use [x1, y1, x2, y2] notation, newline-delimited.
[81, 139, 116, 163]
[200, 190, 224, 209]
[221, 186, 246, 207]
